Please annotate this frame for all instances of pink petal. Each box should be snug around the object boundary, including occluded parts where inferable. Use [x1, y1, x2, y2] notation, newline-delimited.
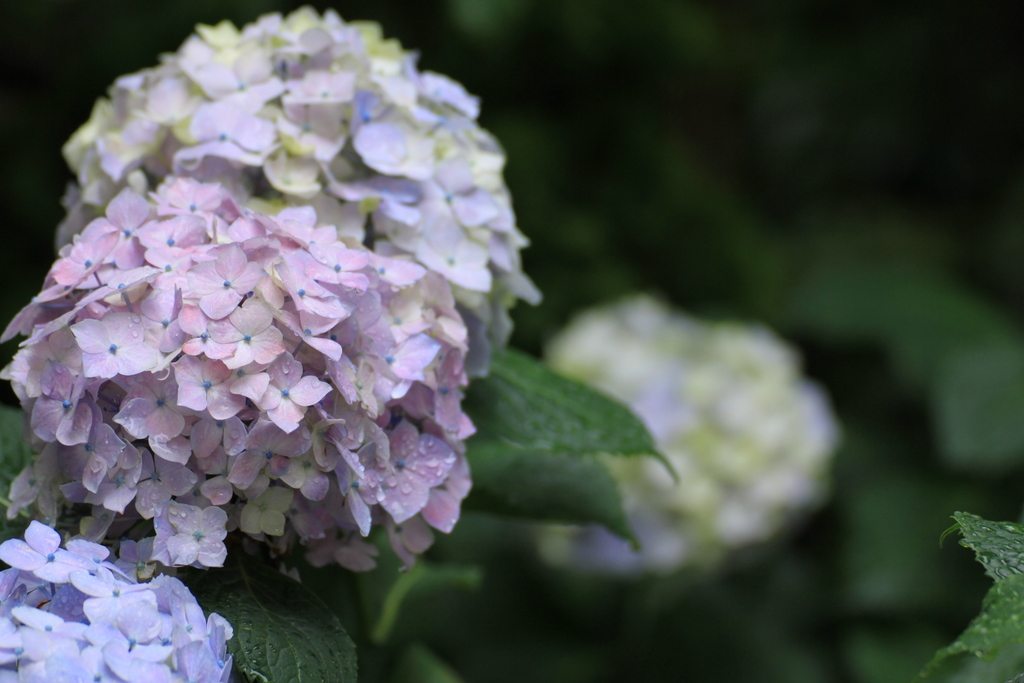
[81, 352, 121, 380]
[380, 481, 429, 524]
[177, 305, 209, 336]
[71, 319, 111, 354]
[301, 334, 343, 361]
[114, 397, 156, 438]
[300, 471, 329, 501]
[227, 450, 264, 488]
[186, 262, 226, 297]
[267, 354, 303, 389]
[390, 334, 441, 381]
[0, 539, 46, 571]
[348, 491, 372, 536]
[107, 188, 151, 231]
[368, 253, 425, 287]
[410, 435, 456, 488]
[200, 289, 243, 319]
[209, 318, 244, 344]
[222, 417, 247, 455]
[190, 420, 222, 459]
[213, 244, 247, 281]
[397, 516, 434, 553]
[150, 436, 191, 464]
[56, 402, 94, 446]
[228, 299, 273, 333]
[267, 400, 307, 433]
[114, 344, 160, 377]
[233, 261, 266, 292]
[249, 332, 287, 365]
[421, 488, 460, 533]
[146, 408, 186, 440]
[25, 521, 61, 554]
[180, 381, 214, 412]
[286, 376, 332, 406]
[452, 189, 500, 227]
[206, 386, 246, 420]
[201, 476, 234, 506]
[230, 372, 269, 402]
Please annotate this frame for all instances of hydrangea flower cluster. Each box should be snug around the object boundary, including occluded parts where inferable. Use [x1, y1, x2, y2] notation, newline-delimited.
[58, 7, 538, 359]
[0, 521, 233, 683]
[539, 296, 839, 574]
[2, 177, 472, 572]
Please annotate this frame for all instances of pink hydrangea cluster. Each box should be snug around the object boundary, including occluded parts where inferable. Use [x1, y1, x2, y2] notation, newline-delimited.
[59, 7, 539, 357]
[0, 521, 234, 683]
[1, 177, 473, 572]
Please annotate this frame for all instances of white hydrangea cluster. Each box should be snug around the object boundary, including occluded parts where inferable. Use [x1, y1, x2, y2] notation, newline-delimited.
[59, 7, 538, 362]
[540, 295, 838, 574]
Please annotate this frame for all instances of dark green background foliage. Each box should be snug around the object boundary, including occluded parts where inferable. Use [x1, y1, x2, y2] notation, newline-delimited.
[3, 1, 1024, 681]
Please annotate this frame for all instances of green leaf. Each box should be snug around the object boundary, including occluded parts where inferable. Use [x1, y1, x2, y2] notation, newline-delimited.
[0, 405, 32, 542]
[368, 561, 482, 644]
[458, 348, 663, 540]
[918, 643, 1024, 683]
[952, 512, 1024, 581]
[789, 264, 1020, 385]
[464, 348, 658, 456]
[916, 514, 1024, 681]
[464, 439, 634, 542]
[389, 643, 464, 683]
[0, 404, 32, 494]
[185, 552, 357, 683]
[933, 345, 1024, 471]
[917, 573, 1024, 682]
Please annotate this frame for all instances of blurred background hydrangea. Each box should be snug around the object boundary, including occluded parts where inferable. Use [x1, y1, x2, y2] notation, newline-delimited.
[540, 295, 838, 574]
[4, 1, 1024, 682]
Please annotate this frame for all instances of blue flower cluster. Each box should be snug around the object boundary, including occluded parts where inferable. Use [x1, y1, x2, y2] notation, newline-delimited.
[0, 521, 233, 682]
